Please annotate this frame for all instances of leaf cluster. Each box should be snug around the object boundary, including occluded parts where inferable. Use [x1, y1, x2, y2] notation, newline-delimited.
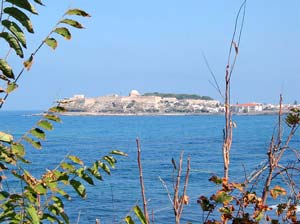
[0, 0, 90, 108]
[0, 106, 127, 223]
[0, 1, 130, 223]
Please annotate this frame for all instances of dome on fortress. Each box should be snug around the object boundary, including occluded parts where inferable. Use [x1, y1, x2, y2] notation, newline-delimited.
[129, 90, 140, 97]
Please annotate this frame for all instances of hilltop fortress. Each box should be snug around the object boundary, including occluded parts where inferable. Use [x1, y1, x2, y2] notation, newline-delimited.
[59, 90, 222, 115]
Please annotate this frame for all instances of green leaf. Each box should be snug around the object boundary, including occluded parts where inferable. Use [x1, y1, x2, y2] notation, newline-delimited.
[37, 120, 53, 131]
[34, 183, 47, 194]
[30, 128, 46, 140]
[44, 113, 61, 122]
[0, 191, 9, 200]
[4, 7, 34, 33]
[56, 189, 71, 200]
[0, 162, 8, 170]
[209, 175, 223, 185]
[49, 106, 66, 113]
[54, 27, 71, 40]
[23, 136, 42, 149]
[65, 9, 91, 17]
[125, 216, 135, 224]
[45, 37, 57, 50]
[2, 20, 26, 48]
[0, 32, 23, 58]
[76, 168, 94, 185]
[0, 74, 9, 81]
[11, 143, 25, 157]
[68, 155, 84, 166]
[24, 55, 33, 70]
[87, 162, 102, 181]
[0, 59, 14, 79]
[133, 206, 147, 224]
[52, 196, 64, 211]
[70, 179, 86, 198]
[16, 154, 31, 163]
[6, 82, 18, 94]
[98, 162, 110, 175]
[60, 162, 75, 172]
[33, 0, 44, 6]
[103, 156, 116, 168]
[110, 150, 128, 156]
[255, 211, 264, 222]
[6, 0, 38, 15]
[26, 206, 40, 223]
[60, 19, 84, 29]
[212, 191, 233, 205]
[0, 131, 13, 143]
[42, 214, 60, 223]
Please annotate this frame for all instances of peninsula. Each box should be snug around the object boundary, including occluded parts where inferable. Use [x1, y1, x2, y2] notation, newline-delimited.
[58, 90, 222, 115]
[58, 90, 293, 116]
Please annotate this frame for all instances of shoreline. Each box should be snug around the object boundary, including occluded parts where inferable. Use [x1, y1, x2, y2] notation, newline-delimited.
[52, 111, 285, 117]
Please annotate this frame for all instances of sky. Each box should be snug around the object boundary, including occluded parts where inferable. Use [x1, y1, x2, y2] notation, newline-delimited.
[3, 0, 300, 110]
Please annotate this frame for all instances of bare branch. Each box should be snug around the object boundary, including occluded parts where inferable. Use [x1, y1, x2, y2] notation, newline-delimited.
[202, 51, 224, 99]
[158, 176, 174, 209]
[136, 138, 150, 224]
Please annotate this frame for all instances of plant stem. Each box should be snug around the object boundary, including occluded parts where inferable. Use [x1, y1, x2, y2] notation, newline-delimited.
[136, 138, 150, 224]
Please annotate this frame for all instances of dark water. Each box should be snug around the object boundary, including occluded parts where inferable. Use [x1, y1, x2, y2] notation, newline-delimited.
[1, 111, 296, 223]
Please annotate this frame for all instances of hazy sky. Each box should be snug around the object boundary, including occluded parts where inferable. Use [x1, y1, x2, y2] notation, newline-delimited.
[3, 0, 300, 110]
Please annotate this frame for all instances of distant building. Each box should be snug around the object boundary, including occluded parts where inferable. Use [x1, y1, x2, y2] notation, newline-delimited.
[129, 90, 140, 97]
[231, 103, 263, 113]
[72, 94, 85, 99]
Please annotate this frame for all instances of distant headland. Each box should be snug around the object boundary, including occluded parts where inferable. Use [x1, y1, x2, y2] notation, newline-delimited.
[57, 90, 293, 116]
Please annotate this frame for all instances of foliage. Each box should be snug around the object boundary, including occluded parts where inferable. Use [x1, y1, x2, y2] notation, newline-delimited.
[0, 1, 127, 223]
[143, 92, 214, 100]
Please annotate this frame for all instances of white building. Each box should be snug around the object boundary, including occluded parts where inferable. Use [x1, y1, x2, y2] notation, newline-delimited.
[231, 103, 263, 113]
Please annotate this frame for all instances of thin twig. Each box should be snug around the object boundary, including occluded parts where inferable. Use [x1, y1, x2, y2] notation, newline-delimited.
[136, 138, 150, 224]
[178, 156, 190, 220]
[277, 94, 283, 145]
[0, 0, 4, 22]
[227, 0, 247, 81]
[201, 51, 224, 99]
[173, 152, 183, 224]
[158, 176, 174, 208]
[76, 210, 81, 224]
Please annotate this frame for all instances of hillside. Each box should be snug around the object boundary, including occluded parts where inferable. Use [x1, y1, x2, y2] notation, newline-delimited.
[143, 92, 214, 100]
[59, 91, 221, 114]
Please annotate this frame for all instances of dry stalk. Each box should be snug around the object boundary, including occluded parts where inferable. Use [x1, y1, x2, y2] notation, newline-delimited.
[261, 95, 298, 205]
[222, 0, 247, 180]
[173, 152, 191, 224]
[178, 156, 190, 221]
[136, 138, 150, 224]
[261, 95, 283, 205]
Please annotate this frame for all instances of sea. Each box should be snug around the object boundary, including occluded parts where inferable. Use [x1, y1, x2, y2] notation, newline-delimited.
[1, 111, 299, 223]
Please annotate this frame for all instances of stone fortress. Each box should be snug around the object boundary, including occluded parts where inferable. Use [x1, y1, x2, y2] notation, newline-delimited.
[59, 90, 222, 115]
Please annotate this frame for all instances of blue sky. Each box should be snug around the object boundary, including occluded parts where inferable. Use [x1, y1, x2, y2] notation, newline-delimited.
[3, 0, 300, 110]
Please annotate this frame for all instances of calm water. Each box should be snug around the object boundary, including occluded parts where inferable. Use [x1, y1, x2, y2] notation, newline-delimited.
[1, 111, 297, 223]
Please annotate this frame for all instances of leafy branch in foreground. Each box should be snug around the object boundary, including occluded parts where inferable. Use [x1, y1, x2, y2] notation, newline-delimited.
[0, 1, 128, 223]
[0, 105, 128, 223]
[0, 0, 90, 109]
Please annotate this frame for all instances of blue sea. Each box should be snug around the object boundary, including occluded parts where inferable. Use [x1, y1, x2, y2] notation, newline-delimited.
[1, 111, 298, 223]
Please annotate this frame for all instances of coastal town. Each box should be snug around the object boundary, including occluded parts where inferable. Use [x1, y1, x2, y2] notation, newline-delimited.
[58, 90, 295, 115]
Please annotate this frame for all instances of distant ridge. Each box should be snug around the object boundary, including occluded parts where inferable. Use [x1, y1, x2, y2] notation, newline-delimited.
[142, 92, 214, 100]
